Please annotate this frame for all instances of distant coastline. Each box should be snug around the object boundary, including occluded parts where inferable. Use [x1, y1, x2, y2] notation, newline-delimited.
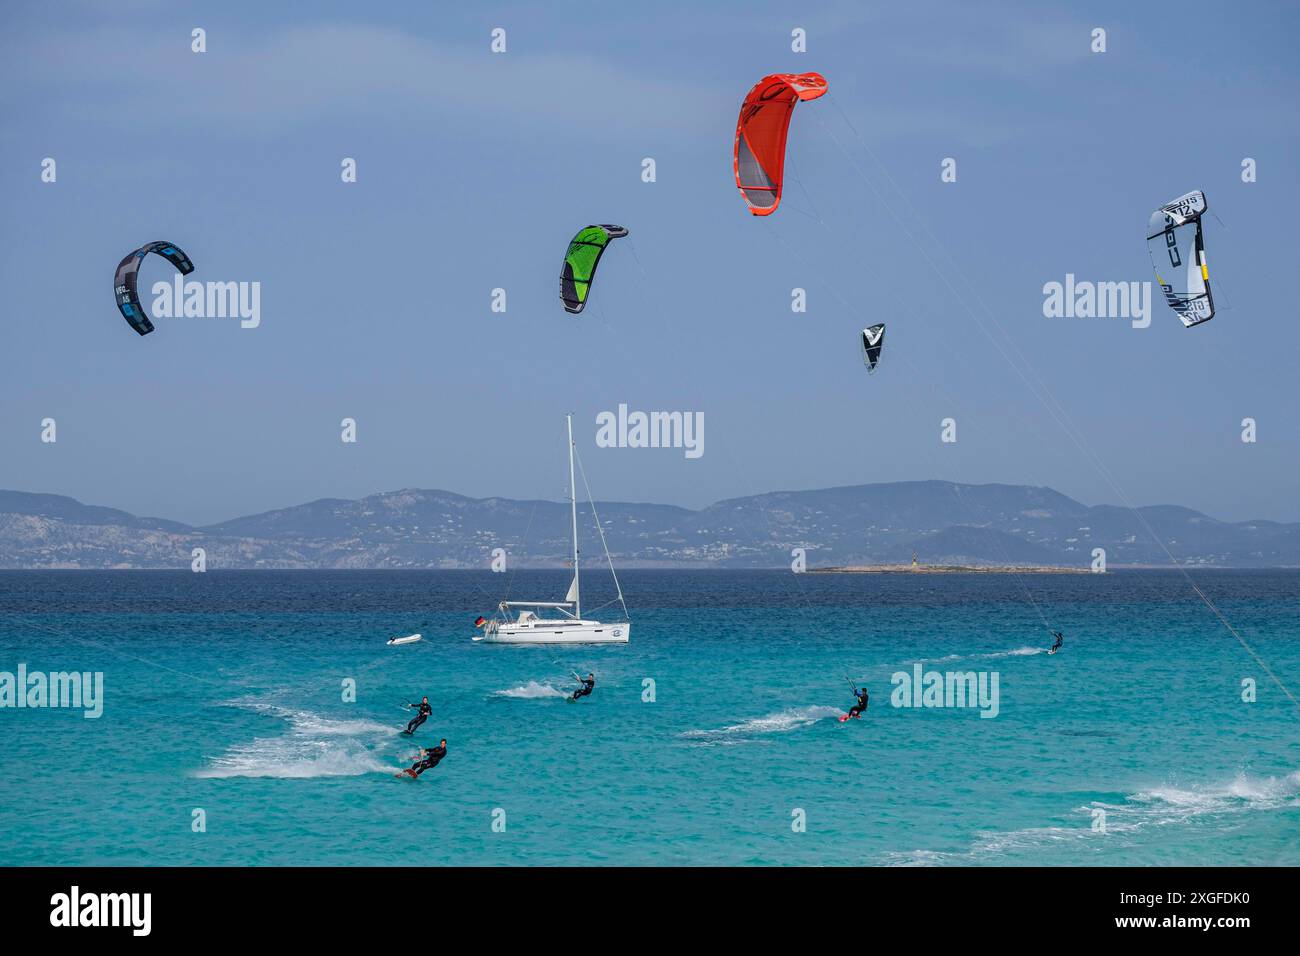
[4, 481, 1299, 570]
[809, 564, 1093, 574]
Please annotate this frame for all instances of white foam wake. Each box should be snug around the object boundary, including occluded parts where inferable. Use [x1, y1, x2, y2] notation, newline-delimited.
[908, 646, 1046, 667]
[494, 681, 567, 699]
[197, 698, 402, 779]
[681, 705, 843, 742]
[883, 768, 1300, 865]
[1123, 769, 1300, 822]
[197, 738, 393, 779]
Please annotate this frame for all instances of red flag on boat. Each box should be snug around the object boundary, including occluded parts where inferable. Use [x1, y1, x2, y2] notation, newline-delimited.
[474, 616, 486, 627]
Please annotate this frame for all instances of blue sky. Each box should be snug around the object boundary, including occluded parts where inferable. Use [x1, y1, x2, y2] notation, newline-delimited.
[2, 1, 1297, 525]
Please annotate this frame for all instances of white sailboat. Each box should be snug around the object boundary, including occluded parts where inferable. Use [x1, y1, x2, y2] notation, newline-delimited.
[473, 415, 630, 645]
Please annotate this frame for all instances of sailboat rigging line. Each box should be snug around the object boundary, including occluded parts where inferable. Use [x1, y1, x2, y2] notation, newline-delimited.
[494, 422, 562, 612]
[623, 204, 865, 684]
[567, 413, 582, 620]
[496, 494, 541, 608]
[805, 93, 1293, 713]
[573, 441, 630, 620]
[474, 416, 624, 662]
[515, 425, 628, 682]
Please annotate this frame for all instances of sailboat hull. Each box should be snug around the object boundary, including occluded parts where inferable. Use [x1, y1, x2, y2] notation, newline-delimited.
[474, 621, 629, 645]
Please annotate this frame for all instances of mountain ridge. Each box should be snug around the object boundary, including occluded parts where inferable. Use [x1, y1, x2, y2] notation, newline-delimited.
[1, 482, 1297, 569]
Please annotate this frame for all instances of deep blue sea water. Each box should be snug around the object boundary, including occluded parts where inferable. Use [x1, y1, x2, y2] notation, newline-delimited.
[1, 569, 1297, 866]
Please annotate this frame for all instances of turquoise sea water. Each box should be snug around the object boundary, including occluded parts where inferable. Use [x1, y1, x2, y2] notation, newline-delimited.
[1, 569, 1297, 866]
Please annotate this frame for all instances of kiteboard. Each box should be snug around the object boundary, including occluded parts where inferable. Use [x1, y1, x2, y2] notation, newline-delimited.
[838, 713, 861, 723]
[1048, 648, 1058, 655]
[387, 634, 422, 646]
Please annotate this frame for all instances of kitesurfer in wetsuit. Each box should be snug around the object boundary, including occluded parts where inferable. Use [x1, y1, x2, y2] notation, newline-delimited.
[1050, 632, 1064, 653]
[569, 673, 595, 703]
[848, 686, 869, 720]
[403, 696, 431, 735]
[405, 739, 447, 778]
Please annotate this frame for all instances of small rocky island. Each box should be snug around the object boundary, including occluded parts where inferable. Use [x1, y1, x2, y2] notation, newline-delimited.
[809, 556, 1092, 574]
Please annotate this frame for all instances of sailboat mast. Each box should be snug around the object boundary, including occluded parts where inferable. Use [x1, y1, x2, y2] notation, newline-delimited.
[567, 413, 580, 619]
